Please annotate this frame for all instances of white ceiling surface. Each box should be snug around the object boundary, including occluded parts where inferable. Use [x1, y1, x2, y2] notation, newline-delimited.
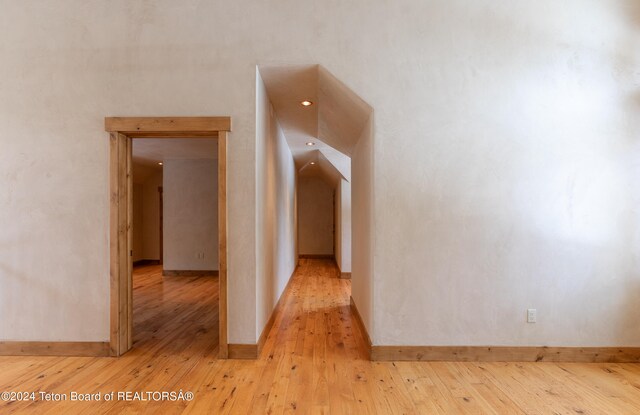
[132, 138, 218, 165]
[298, 150, 349, 186]
[317, 66, 372, 157]
[259, 64, 371, 185]
[258, 64, 319, 160]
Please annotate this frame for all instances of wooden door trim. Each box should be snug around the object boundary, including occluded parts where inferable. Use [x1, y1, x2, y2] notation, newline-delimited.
[158, 186, 163, 265]
[106, 116, 231, 358]
[105, 117, 231, 136]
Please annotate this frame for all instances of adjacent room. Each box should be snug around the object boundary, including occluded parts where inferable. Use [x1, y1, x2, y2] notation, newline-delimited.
[130, 138, 220, 355]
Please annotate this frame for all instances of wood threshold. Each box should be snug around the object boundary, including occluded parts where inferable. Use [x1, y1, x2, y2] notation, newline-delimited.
[0, 342, 110, 357]
[340, 272, 351, 279]
[162, 270, 219, 277]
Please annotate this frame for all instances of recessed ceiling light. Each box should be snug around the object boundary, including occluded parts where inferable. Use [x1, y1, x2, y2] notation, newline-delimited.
[301, 100, 313, 106]
[310, 161, 316, 165]
[158, 162, 163, 166]
[306, 142, 315, 146]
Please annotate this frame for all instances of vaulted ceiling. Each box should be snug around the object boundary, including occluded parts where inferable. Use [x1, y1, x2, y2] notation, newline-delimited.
[258, 64, 372, 186]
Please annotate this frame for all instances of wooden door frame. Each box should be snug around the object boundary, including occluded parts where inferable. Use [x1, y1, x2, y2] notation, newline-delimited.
[105, 117, 231, 358]
[158, 186, 163, 264]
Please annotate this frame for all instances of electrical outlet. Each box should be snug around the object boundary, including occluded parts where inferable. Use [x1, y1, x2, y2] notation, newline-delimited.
[527, 309, 537, 323]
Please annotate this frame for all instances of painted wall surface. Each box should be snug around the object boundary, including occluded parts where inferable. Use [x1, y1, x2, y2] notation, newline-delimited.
[351, 118, 374, 339]
[1, 1, 639, 346]
[298, 176, 334, 256]
[163, 159, 218, 271]
[335, 178, 352, 273]
[371, 4, 640, 347]
[256, 71, 298, 339]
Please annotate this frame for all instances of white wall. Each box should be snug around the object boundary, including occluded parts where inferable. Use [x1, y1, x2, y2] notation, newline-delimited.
[335, 178, 352, 273]
[371, 3, 640, 347]
[163, 159, 218, 271]
[297, 176, 334, 256]
[1, 1, 639, 347]
[351, 117, 374, 339]
[256, 70, 298, 339]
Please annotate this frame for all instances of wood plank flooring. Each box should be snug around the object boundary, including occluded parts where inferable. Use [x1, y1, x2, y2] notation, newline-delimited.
[1, 259, 640, 414]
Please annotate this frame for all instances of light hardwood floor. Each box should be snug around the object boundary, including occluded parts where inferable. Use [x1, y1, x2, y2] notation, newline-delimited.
[1, 259, 640, 414]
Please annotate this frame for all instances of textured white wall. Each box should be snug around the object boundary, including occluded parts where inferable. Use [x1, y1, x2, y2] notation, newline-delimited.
[256, 71, 298, 340]
[339, 179, 352, 273]
[351, 118, 375, 339]
[335, 178, 352, 273]
[371, 3, 640, 347]
[163, 159, 218, 271]
[298, 176, 334, 256]
[0, 1, 639, 346]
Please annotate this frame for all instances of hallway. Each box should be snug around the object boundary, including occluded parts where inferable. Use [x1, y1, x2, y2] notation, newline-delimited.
[1, 260, 640, 413]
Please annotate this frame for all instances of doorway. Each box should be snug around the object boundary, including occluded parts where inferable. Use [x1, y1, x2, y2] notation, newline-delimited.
[105, 117, 231, 358]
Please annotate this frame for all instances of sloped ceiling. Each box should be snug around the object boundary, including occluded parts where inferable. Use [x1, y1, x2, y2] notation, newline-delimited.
[317, 66, 372, 157]
[258, 64, 318, 159]
[258, 64, 371, 186]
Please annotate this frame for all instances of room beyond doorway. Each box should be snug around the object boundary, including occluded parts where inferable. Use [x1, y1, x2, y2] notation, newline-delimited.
[131, 265, 219, 355]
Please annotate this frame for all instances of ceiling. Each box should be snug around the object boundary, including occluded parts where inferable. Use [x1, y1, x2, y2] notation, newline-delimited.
[258, 65, 320, 162]
[130, 65, 371, 187]
[132, 138, 217, 166]
[258, 64, 371, 186]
